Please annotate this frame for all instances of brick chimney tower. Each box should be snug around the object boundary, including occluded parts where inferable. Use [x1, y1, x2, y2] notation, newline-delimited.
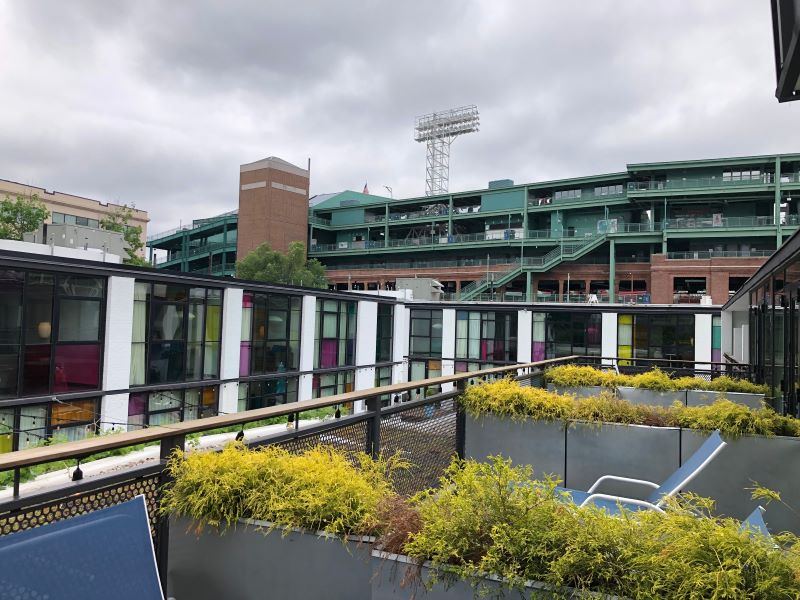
[237, 156, 309, 259]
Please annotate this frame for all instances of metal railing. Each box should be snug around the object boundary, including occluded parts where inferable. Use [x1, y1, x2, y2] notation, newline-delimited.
[155, 242, 236, 265]
[663, 215, 775, 230]
[0, 354, 758, 585]
[571, 355, 754, 382]
[147, 212, 238, 242]
[628, 175, 775, 192]
[308, 215, 331, 226]
[666, 250, 774, 260]
[310, 223, 671, 254]
[0, 357, 569, 586]
[325, 253, 651, 274]
[527, 189, 625, 208]
[389, 206, 451, 221]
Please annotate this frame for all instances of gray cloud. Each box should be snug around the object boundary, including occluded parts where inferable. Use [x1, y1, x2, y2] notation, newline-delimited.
[1, 1, 798, 235]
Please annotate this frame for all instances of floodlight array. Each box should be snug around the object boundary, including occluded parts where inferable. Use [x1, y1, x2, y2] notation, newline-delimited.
[414, 105, 480, 142]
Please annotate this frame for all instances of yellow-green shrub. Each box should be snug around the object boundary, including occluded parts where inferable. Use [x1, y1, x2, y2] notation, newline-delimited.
[673, 400, 800, 438]
[403, 456, 800, 599]
[543, 364, 619, 388]
[459, 378, 574, 422]
[463, 379, 798, 437]
[161, 443, 404, 536]
[545, 365, 769, 394]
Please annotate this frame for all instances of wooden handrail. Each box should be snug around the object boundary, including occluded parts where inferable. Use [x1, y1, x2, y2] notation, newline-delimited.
[0, 356, 573, 471]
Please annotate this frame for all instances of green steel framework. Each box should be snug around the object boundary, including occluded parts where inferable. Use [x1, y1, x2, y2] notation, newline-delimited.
[149, 154, 800, 300]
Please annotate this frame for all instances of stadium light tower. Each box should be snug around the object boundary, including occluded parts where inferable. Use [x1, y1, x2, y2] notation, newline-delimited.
[414, 105, 479, 196]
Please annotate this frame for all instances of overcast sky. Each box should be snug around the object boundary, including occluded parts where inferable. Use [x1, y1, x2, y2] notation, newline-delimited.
[1, 1, 798, 234]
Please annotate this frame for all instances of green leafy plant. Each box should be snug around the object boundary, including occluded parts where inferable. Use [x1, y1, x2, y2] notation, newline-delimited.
[236, 241, 327, 288]
[99, 205, 148, 266]
[462, 379, 800, 438]
[161, 443, 406, 537]
[0, 194, 49, 240]
[400, 456, 800, 599]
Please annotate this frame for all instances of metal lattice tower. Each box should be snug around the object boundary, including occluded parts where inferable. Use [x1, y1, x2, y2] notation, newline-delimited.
[414, 105, 479, 196]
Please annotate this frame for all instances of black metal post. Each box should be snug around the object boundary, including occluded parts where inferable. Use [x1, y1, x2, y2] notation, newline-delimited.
[155, 433, 185, 593]
[455, 379, 467, 459]
[365, 395, 381, 459]
[12, 467, 20, 498]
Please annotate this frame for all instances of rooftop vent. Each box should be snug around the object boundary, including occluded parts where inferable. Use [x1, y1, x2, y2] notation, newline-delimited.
[488, 179, 514, 189]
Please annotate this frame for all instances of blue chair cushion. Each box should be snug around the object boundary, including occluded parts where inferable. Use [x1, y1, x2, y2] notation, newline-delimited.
[0, 495, 163, 600]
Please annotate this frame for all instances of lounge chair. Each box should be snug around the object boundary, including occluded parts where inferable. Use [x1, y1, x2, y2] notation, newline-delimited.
[0, 495, 164, 599]
[740, 505, 774, 544]
[558, 430, 726, 515]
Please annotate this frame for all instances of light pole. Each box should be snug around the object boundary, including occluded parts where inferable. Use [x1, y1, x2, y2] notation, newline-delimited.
[384, 186, 393, 198]
[629, 272, 634, 303]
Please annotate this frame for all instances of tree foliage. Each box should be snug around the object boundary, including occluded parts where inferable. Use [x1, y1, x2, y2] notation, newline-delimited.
[236, 241, 327, 288]
[99, 205, 149, 266]
[0, 194, 49, 240]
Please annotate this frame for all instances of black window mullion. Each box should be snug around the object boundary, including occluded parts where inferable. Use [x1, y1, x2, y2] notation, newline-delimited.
[15, 275, 27, 400]
[48, 275, 60, 394]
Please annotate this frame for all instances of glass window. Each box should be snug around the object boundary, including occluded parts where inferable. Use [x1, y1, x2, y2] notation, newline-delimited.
[132, 280, 223, 386]
[538, 312, 602, 359]
[152, 284, 188, 302]
[376, 304, 393, 363]
[312, 370, 354, 399]
[151, 304, 184, 341]
[409, 309, 443, 359]
[0, 270, 107, 398]
[457, 310, 517, 364]
[51, 212, 65, 224]
[130, 282, 149, 385]
[314, 299, 356, 369]
[617, 314, 695, 363]
[58, 299, 101, 341]
[148, 341, 185, 383]
[19, 405, 47, 450]
[244, 292, 301, 375]
[54, 344, 100, 391]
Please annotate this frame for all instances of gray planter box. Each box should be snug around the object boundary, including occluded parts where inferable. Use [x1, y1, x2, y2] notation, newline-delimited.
[565, 422, 681, 498]
[680, 432, 800, 534]
[616, 386, 686, 407]
[685, 390, 765, 409]
[546, 383, 610, 398]
[167, 518, 374, 600]
[463, 413, 800, 533]
[465, 414, 566, 480]
[371, 552, 617, 599]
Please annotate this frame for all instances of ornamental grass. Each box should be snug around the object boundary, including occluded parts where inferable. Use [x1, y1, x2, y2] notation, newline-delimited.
[161, 443, 406, 537]
[461, 379, 800, 438]
[400, 456, 800, 599]
[545, 365, 769, 394]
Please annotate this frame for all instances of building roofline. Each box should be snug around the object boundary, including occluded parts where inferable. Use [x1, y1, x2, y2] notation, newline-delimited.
[311, 172, 630, 212]
[0, 249, 397, 304]
[0, 178, 149, 219]
[310, 153, 800, 213]
[240, 157, 308, 178]
[627, 153, 800, 171]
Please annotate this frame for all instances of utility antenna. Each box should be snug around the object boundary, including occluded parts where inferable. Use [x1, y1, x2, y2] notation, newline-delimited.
[414, 105, 479, 196]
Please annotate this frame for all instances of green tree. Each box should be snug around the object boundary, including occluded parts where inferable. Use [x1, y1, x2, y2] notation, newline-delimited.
[99, 205, 149, 266]
[0, 194, 49, 240]
[236, 241, 327, 288]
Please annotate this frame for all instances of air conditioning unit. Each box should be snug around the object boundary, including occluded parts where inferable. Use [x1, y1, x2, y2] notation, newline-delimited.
[338, 241, 349, 249]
